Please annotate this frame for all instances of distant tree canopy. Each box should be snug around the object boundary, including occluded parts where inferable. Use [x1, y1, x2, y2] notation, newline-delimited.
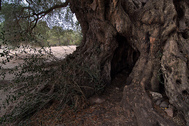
[48, 26, 82, 46]
[0, 1, 82, 47]
[32, 21, 82, 46]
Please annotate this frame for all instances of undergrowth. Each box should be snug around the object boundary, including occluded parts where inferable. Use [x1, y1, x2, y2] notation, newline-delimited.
[0, 45, 105, 125]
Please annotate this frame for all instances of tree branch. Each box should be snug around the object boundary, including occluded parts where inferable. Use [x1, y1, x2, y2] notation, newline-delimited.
[37, 0, 69, 16]
[0, 0, 1, 10]
[23, 0, 69, 17]
[21, 0, 70, 32]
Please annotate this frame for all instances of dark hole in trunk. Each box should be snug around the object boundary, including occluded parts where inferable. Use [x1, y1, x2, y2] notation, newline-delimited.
[142, 2, 146, 6]
[159, 70, 165, 94]
[181, 31, 188, 39]
[176, 79, 182, 85]
[182, 90, 188, 96]
[173, 0, 185, 19]
[111, 34, 140, 86]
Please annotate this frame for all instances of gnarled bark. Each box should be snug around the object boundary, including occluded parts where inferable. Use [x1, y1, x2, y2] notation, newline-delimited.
[67, 0, 189, 125]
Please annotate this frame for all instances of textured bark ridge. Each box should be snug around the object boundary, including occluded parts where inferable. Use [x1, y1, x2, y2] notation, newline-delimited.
[68, 0, 189, 125]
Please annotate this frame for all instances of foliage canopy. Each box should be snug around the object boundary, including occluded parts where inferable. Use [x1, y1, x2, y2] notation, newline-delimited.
[0, 0, 81, 47]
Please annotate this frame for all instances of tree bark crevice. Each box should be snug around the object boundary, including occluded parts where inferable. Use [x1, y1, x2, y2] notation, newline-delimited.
[67, 0, 189, 125]
[122, 80, 179, 126]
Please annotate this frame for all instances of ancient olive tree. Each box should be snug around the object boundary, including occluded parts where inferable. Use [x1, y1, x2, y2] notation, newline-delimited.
[1, 0, 189, 125]
[68, 0, 189, 125]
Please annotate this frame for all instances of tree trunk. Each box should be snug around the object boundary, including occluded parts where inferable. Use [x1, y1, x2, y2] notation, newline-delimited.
[67, 0, 189, 125]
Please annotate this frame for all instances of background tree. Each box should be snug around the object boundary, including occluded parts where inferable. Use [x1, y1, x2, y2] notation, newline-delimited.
[0, 0, 189, 125]
[32, 20, 51, 46]
[0, 1, 82, 47]
[0, 2, 25, 46]
[46, 27, 82, 46]
[0, 22, 4, 48]
[50, 26, 65, 46]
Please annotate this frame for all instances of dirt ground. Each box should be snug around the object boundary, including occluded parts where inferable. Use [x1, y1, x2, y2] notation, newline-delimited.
[0, 46, 76, 117]
[29, 72, 184, 126]
[0, 46, 76, 69]
[29, 72, 130, 126]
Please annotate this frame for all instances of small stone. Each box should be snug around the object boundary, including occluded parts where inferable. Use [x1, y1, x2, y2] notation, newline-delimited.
[150, 91, 163, 101]
[168, 104, 174, 109]
[160, 101, 169, 108]
[89, 96, 105, 105]
[155, 99, 162, 106]
[115, 87, 119, 90]
[165, 108, 174, 117]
